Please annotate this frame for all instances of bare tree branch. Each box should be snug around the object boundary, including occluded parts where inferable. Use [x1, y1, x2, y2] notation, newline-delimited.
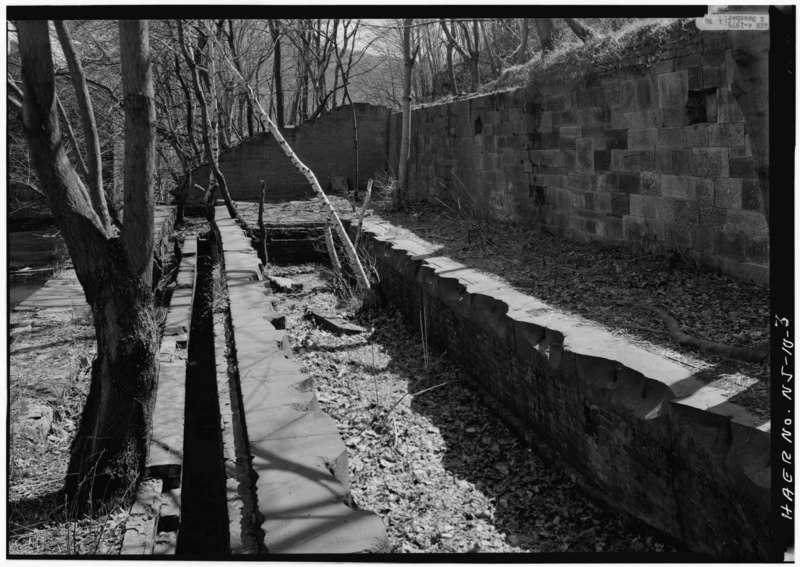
[54, 20, 111, 231]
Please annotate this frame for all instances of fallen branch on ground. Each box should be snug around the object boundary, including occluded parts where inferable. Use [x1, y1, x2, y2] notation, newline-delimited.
[371, 381, 451, 431]
[635, 304, 769, 364]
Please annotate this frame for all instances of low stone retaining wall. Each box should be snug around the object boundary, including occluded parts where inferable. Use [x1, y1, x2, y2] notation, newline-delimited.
[214, 208, 388, 553]
[355, 217, 771, 560]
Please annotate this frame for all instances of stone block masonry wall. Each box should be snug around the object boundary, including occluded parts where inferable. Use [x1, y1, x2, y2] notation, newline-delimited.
[354, 218, 772, 560]
[390, 23, 769, 284]
[192, 104, 391, 203]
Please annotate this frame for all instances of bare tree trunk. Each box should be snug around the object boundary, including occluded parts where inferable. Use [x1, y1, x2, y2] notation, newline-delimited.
[172, 52, 202, 159]
[332, 35, 359, 200]
[469, 20, 480, 89]
[214, 37, 371, 289]
[55, 94, 89, 179]
[354, 178, 373, 250]
[246, 96, 254, 136]
[120, 20, 156, 287]
[173, 168, 191, 223]
[18, 19, 158, 511]
[325, 226, 342, 277]
[481, 21, 500, 77]
[258, 181, 269, 266]
[54, 21, 112, 231]
[517, 18, 530, 64]
[269, 20, 284, 129]
[396, 18, 414, 210]
[535, 19, 557, 55]
[564, 18, 595, 43]
[219, 78, 234, 149]
[177, 21, 242, 224]
[445, 41, 457, 95]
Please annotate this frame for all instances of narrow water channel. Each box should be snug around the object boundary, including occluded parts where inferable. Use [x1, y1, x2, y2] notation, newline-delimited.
[175, 235, 229, 555]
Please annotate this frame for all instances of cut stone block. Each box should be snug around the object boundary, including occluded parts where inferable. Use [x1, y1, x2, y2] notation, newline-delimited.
[146, 360, 187, 483]
[122, 479, 163, 555]
[12, 403, 53, 442]
[268, 276, 303, 293]
[306, 310, 366, 336]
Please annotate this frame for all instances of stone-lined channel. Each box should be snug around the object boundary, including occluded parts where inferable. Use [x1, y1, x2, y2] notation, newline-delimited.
[128, 211, 701, 557]
[175, 234, 229, 554]
[266, 262, 690, 555]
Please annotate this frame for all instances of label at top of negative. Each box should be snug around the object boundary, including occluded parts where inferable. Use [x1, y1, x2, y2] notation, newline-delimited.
[696, 14, 769, 31]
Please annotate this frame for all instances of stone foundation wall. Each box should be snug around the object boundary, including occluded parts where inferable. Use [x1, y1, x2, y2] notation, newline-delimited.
[192, 103, 390, 203]
[388, 22, 769, 284]
[355, 217, 772, 560]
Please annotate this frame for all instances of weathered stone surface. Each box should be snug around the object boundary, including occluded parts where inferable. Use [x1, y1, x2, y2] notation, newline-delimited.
[122, 479, 163, 555]
[268, 276, 303, 293]
[329, 175, 349, 194]
[146, 361, 187, 481]
[13, 403, 53, 442]
[379, 28, 767, 285]
[13, 206, 175, 317]
[217, 211, 388, 554]
[360, 221, 771, 560]
[147, 236, 197, 482]
[306, 310, 366, 336]
[657, 69, 689, 108]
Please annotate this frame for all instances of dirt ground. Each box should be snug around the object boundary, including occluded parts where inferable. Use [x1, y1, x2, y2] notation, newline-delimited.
[8, 304, 129, 555]
[7, 220, 205, 556]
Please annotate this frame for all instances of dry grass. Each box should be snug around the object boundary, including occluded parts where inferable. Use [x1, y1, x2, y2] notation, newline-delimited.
[8, 306, 132, 556]
[481, 18, 692, 95]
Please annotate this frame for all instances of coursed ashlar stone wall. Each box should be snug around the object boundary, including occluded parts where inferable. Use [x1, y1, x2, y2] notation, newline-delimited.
[192, 103, 390, 203]
[354, 218, 771, 560]
[389, 22, 769, 285]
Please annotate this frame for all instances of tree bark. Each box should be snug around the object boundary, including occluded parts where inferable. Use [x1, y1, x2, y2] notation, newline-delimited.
[18, 19, 158, 510]
[447, 20, 480, 91]
[177, 20, 242, 224]
[535, 19, 557, 54]
[517, 18, 530, 64]
[481, 21, 500, 77]
[445, 40, 457, 95]
[397, 18, 415, 210]
[54, 21, 112, 232]
[120, 20, 156, 287]
[258, 181, 269, 266]
[55, 93, 89, 180]
[214, 37, 371, 289]
[564, 18, 595, 43]
[332, 33, 359, 200]
[269, 21, 284, 128]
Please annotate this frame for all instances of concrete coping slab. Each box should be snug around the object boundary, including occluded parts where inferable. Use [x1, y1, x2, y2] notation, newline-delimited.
[363, 219, 763, 418]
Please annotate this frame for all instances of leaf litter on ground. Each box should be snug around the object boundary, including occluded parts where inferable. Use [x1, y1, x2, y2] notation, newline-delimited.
[8, 217, 208, 556]
[270, 263, 685, 554]
[369, 202, 770, 420]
